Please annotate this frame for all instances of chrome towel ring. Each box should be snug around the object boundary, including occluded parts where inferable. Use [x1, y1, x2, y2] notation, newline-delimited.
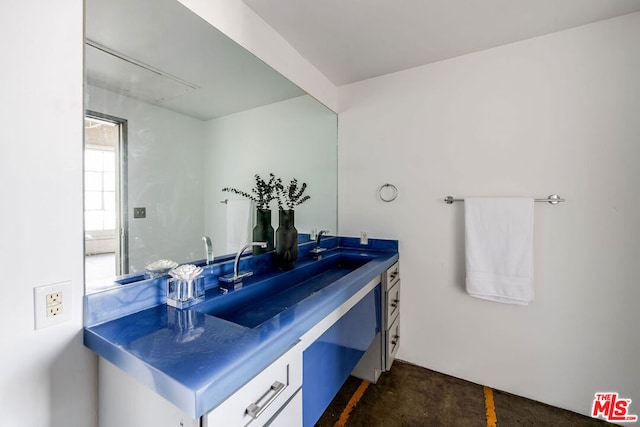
[378, 183, 398, 202]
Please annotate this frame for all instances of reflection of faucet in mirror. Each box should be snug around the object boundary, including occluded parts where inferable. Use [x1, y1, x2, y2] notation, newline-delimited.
[219, 242, 267, 291]
[310, 230, 330, 259]
[202, 236, 214, 265]
[83, 0, 338, 295]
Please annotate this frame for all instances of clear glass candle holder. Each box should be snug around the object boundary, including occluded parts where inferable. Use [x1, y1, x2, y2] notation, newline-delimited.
[166, 276, 204, 309]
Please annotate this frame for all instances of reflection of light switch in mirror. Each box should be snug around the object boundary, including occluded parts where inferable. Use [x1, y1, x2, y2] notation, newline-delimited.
[84, 0, 338, 281]
[133, 207, 146, 218]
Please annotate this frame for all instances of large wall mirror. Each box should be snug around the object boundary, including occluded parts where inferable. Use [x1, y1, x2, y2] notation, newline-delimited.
[84, 0, 337, 293]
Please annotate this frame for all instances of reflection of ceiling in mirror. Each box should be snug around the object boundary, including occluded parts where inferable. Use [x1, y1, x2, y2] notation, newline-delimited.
[85, 43, 199, 105]
[85, 0, 306, 120]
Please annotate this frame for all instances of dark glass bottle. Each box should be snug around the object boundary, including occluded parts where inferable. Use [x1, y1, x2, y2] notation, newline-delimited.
[275, 209, 298, 270]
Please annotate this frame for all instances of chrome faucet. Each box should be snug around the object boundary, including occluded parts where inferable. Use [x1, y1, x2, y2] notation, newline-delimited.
[218, 241, 267, 291]
[202, 236, 214, 265]
[316, 230, 330, 247]
[310, 230, 330, 259]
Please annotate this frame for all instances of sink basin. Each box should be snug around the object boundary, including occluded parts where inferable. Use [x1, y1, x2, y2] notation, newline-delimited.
[194, 253, 372, 328]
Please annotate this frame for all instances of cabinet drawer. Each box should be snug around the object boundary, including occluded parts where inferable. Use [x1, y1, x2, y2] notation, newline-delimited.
[265, 389, 302, 427]
[386, 279, 400, 325]
[204, 343, 302, 427]
[385, 261, 400, 289]
[385, 316, 400, 371]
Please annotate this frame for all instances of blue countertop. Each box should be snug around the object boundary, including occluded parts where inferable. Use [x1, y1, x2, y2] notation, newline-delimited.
[84, 238, 398, 418]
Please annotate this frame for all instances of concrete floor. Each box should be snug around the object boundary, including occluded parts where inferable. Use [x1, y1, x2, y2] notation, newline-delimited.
[317, 360, 611, 426]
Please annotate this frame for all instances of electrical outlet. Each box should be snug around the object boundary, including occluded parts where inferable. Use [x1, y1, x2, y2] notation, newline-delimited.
[360, 232, 369, 245]
[133, 207, 146, 218]
[47, 304, 63, 317]
[46, 291, 63, 318]
[47, 292, 61, 305]
[34, 281, 71, 329]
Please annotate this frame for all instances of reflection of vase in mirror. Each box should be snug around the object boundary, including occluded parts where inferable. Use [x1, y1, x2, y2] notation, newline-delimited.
[253, 209, 274, 255]
[84, 0, 337, 294]
[275, 210, 298, 270]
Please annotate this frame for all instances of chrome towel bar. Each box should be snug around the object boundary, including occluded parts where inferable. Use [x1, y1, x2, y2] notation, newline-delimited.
[444, 194, 565, 205]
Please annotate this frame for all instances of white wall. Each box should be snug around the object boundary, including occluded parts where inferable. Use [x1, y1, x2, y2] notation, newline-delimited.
[86, 85, 205, 272]
[0, 0, 97, 426]
[338, 12, 640, 418]
[0, 0, 332, 425]
[204, 95, 337, 254]
[177, 0, 337, 112]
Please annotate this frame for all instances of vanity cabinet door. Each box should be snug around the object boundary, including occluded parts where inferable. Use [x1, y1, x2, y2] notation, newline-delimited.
[383, 261, 400, 371]
[386, 315, 401, 371]
[386, 279, 400, 325]
[204, 343, 302, 427]
[352, 261, 401, 383]
[385, 261, 400, 286]
[265, 389, 302, 427]
[99, 358, 199, 427]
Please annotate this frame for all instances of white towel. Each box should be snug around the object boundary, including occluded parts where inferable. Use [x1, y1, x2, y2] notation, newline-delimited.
[226, 200, 252, 254]
[464, 198, 534, 305]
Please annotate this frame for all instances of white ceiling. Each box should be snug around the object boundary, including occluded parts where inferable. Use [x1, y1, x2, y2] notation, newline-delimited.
[242, 0, 640, 86]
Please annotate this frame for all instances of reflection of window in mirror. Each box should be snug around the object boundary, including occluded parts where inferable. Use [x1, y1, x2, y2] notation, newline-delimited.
[84, 114, 127, 292]
[83, 0, 338, 293]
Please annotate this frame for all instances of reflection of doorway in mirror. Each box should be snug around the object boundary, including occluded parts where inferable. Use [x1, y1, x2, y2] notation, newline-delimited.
[84, 113, 128, 292]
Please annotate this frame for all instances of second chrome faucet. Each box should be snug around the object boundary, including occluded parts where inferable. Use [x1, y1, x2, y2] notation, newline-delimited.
[310, 230, 330, 259]
[202, 236, 214, 265]
[218, 241, 267, 291]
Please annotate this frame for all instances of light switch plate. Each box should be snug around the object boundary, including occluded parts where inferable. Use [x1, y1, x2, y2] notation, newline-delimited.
[34, 281, 72, 329]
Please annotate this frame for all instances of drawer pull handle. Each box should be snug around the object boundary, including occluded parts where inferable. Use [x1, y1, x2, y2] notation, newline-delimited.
[391, 335, 400, 345]
[390, 299, 399, 308]
[246, 380, 286, 419]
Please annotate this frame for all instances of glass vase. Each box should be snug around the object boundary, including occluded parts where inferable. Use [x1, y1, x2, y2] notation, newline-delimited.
[275, 209, 298, 270]
[253, 209, 274, 255]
